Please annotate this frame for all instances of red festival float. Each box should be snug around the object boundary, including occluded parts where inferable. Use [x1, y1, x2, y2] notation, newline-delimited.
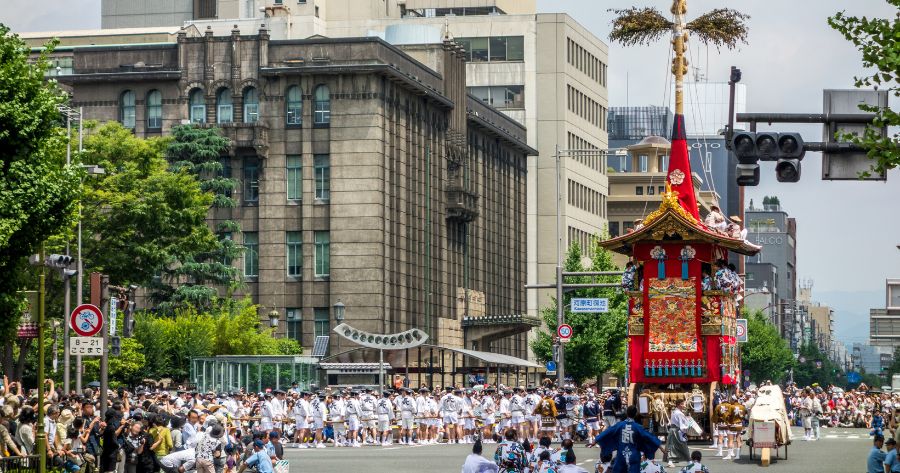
[599, 113, 760, 434]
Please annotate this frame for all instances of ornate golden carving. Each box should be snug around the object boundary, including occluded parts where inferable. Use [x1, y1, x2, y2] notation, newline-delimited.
[641, 182, 699, 227]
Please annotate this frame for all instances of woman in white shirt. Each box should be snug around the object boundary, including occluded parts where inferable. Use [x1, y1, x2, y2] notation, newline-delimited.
[462, 439, 499, 473]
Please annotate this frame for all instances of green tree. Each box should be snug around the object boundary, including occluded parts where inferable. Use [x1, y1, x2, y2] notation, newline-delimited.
[740, 310, 795, 384]
[531, 238, 627, 384]
[793, 342, 844, 387]
[828, 1, 900, 176]
[158, 125, 242, 312]
[79, 122, 219, 290]
[133, 298, 301, 381]
[0, 25, 81, 373]
[762, 196, 780, 207]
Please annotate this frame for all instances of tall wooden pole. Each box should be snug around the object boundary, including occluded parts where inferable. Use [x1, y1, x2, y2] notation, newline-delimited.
[672, 0, 688, 115]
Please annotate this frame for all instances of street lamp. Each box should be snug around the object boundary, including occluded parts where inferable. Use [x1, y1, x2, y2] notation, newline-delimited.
[268, 309, 280, 328]
[333, 300, 345, 322]
[333, 300, 345, 354]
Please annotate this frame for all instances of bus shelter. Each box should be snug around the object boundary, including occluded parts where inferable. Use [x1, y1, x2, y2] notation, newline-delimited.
[190, 355, 319, 393]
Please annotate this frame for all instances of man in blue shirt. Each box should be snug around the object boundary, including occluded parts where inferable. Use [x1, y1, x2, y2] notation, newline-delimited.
[868, 435, 886, 473]
[884, 438, 900, 473]
[592, 405, 663, 473]
[238, 440, 275, 473]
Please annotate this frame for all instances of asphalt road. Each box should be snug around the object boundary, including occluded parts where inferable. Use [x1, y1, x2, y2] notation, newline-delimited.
[283, 427, 872, 472]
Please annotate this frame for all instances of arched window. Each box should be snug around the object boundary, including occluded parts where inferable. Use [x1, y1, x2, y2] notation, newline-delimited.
[313, 84, 330, 125]
[189, 89, 206, 123]
[285, 85, 302, 126]
[120, 90, 136, 129]
[243, 87, 259, 124]
[217, 88, 233, 124]
[146, 90, 162, 130]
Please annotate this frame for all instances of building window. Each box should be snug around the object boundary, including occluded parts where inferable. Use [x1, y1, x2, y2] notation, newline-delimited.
[243, 87, 259, 123]
[704, 151, 712, 173]
[314, 154, 330, 201]
[314, 308, 329, 337]
[286, 231, 302, 277]
[46, 56, 73, 76]
[660, 155, 670, 171]
[286, 308, 302, 342]
[189, 89, 206, 123]
[658, 186, 665, 194]
[243, 158, 259, 203]
[457, 36, 524, 62]
[639, 155, 648, 172]
[217, 89, 233, 124]
[286, 85, 302, 126]
[286, 155, 302, 201]
[648, 186, 655, 195]
[243, 232, 258, 277]
[468, 85, 524, 109]
[314, 231, 330, 277]
[220, 232, 232, 266]
[120, 90, 136, 129]
[146, 90, 162, 130]
[219, 157, 232, 198]
[635, 186, 643, 196]
[609, 221, 620, 237]
[314, 85, 330, 125]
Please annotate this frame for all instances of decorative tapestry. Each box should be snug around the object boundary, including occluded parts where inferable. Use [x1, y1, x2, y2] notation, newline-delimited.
[647, 278, 698, 353]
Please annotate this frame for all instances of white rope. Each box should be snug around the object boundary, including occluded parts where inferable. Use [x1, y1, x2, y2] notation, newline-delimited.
[686, 43, 719, 202]
[640, 28, 676, 221]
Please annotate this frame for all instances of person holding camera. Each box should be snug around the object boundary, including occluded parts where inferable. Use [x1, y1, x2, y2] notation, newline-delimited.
[123, 420, 156, 473]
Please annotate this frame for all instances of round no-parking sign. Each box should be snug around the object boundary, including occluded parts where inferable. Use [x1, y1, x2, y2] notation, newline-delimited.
[70, 304, 104, 337]
[557, 324, 573, 341]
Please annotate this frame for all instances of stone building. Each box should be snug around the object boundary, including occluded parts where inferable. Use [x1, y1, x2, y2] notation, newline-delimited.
[56, 26, 538, 363]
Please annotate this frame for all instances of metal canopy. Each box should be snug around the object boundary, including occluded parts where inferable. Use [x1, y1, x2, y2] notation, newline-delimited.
[451, 347, 544, 370]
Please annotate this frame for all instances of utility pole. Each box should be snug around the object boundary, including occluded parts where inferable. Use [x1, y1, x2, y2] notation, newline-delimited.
[99, 274, 110, 417]
[36, 244, 47, 473]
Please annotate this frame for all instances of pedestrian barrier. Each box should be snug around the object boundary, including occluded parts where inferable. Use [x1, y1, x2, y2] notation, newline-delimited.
[0, 455, 39, 473]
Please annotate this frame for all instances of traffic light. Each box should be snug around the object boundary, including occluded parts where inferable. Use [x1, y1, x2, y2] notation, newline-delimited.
[775, 132, 805, 183]
[755, 132, 779, 161]
[731, 131, 806, 186]
[736, 164, 760, 186]
[123, 301, 136, 337]
[110, 336, 121, 356]
[43, 254, 74, 268]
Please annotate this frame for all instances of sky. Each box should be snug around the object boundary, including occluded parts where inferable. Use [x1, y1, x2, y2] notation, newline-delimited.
[2, 0, 898, 345]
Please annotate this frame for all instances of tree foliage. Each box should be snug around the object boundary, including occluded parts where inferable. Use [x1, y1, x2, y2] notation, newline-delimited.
[793, 342, 844, 388]
[740, 310, 795, 384]
[155, 125, 242, 312]
[828, 1, 900, 176]
[0, 25, 80, 351]
[134, 298, 301, 381]
[79, 123, 242, 313]
[531, 238, 627, 384]
[80, 122, 218, 288]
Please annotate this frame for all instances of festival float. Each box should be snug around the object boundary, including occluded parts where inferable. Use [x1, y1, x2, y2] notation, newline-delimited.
[600, 0, 758, 436]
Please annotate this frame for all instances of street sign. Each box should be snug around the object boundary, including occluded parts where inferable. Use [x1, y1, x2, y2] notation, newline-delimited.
[736, 318, 748, 343]
[557, 324, 573, 342]
[109, 297, 118, 337]
[546, 361, 557, 372]
[69, 336, 103, 356]
[847, 371, 861, 384]
[571, 298, 609, 313]
[70, 304, 104, 337]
